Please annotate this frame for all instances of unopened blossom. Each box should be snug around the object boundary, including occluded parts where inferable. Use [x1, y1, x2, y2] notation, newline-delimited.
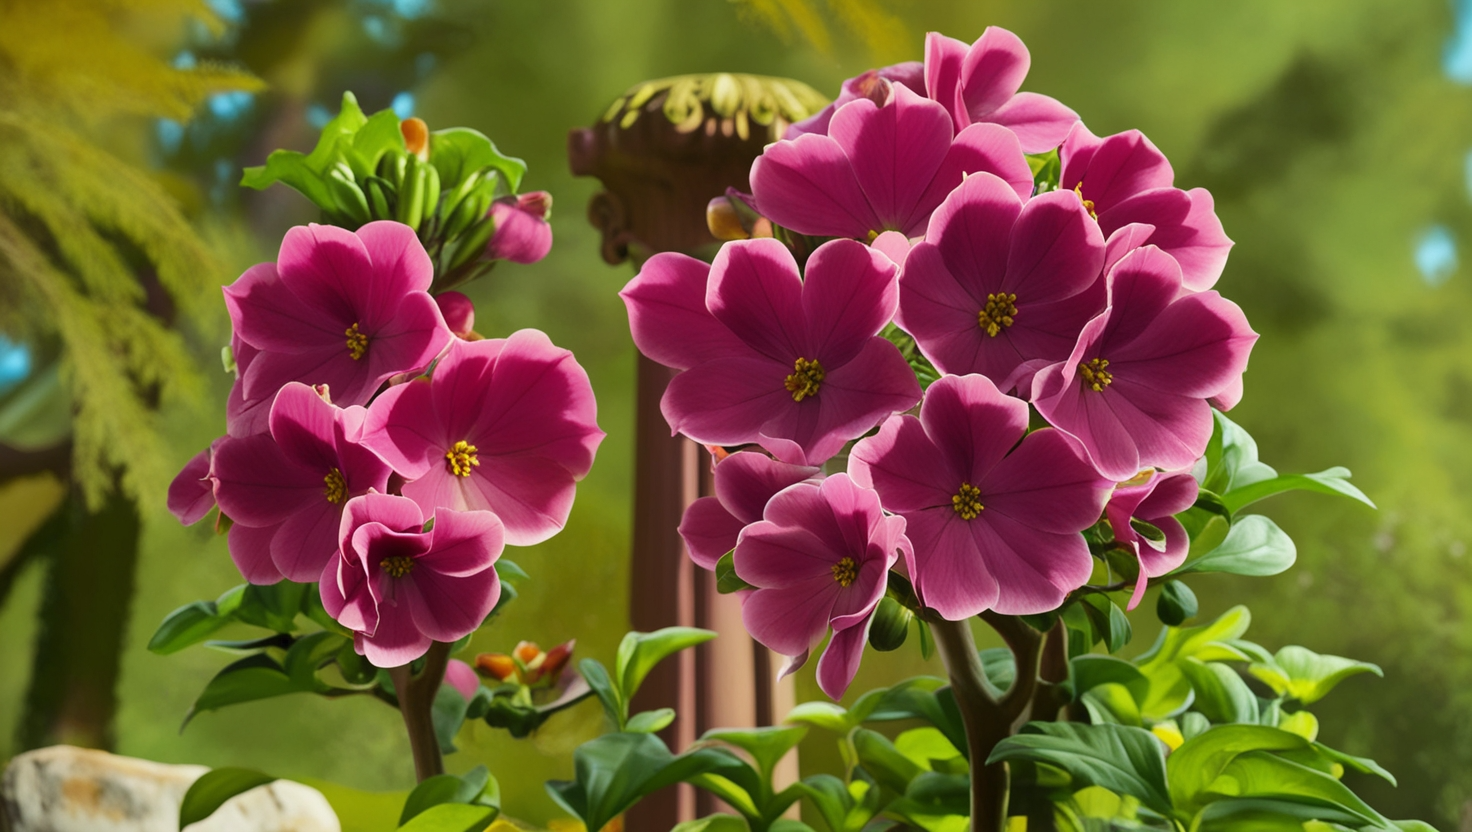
[487, 192, 553, 265]
[785, 62, 925, 139]
[679, 451, 821, 570]
[360, 331, 604, 546]
[168, 440, 221, 525]
[750, 85, 1033, 241]
[478, 639, 576, 686]
[444, 659, 481, 701]
[1105, 470, 1198, 610]
[224, 221, 452, 408]
[1060, 124, 1232, 291]
[622, 238, 921, 466]
[435, 291, 476, 338]
[924, 28, 1079, 153]
[211, 382, 391, 583]
[897, 172, 1105, 392]
[850, 374, 1110, 620]
[735, 474, 908, 700]
[322, 492, 503, 667]
[1032, 246, 1257, 481]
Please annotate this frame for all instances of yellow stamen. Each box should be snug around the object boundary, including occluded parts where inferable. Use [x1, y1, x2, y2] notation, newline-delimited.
[978, 292, 1018, 337]
[445, 440, 480, 477]
[323, 467, 347, 504]
[381, 555, 414, 578]
[831, 556, 858, 587]
[1073, 182, 1097, 221]
[345, 323, 368, 360]
[1079, 357, 1113, 392]
[952, 482, 984, 520]
[784, 357, 825, 402]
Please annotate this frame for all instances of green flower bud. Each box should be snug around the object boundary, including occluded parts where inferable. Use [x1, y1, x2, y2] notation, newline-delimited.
[868, 596, 912, 652]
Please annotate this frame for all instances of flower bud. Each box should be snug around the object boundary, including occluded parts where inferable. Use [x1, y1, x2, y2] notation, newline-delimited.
[538, 639, 576, 683]
[444, 659, 480, 700]
[867, 596, 912, 652]
[487, 192, 554, 264]
[513, 640, 542, 664]
[400, 117, 430, 161]
[474, 652, 517, 682]
[435, 291, 476, 337]
[707, 197, 750, 241]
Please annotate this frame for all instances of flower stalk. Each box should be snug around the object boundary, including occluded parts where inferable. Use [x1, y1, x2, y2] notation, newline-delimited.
[926, 615, 1010, 832]
[389, 640, 452, 782]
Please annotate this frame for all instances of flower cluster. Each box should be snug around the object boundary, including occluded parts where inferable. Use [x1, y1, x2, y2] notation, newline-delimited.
[623, 27, 1256, 699]
[170, 217, 601, 667]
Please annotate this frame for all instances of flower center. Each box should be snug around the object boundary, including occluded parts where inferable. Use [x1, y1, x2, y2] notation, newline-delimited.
[831, 556, 858, 587]
[1073, 182, 1097, 221]
[978, 292, 1018, 337]
[323, 467, 347, 504]
[952, 482, 984, 520]
[1078, 357, 1113, 392]
[345, 323, 369, 361]
[784, 357, 825, 402]
[445, 440, 480, 477]
[381, 555, 414, 578]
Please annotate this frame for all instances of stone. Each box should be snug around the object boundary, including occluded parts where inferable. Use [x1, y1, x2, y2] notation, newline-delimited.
[1, 745, 340, 832]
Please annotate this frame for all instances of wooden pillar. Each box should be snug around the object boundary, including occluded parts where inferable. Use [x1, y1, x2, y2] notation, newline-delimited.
[568, 73, 826, 828]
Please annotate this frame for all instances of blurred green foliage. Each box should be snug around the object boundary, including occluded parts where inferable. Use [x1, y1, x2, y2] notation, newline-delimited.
[5, 0, 1472, 829]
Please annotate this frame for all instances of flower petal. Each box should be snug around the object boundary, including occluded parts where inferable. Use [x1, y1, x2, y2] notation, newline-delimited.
[211, 433, 324, 527]
[679, 496, 746, 570]
[975, 510, 1094, 615]
[919, 374, 1030, 484]
[227, 522, 286, 585]
[621, 253, 745, 370]
[816, 620, 870, 700]
[707, 239, 807, 363]
[827, 86, 953, 233]
[959, 26, 1031, 119]
[354, 220, 435, 327]
[849, 414, 953, 513]
[986, 92, 1079, 154]
[802, 239, 899, 366]
[749, 134, 879, 239]
[168, 444, 217, 526]
[421, 508, 503, 577]
[713, 451, 820, 524]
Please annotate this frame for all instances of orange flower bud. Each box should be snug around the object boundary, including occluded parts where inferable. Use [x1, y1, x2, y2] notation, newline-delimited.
[513, 641, 542, 664]
[474, 653, 517, 682]
[401, 117, 430, 160]
[541, 639, 576, 680]
[707, 197, 749, 241]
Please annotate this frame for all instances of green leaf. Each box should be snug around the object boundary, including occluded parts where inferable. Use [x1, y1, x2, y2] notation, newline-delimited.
[796, 775, 858, 832]
[1178, 657, 1259, 724]
[345, 110, 406, 181]
[1079, 683, 1144, 727]
[1193, 797, 1368, 832]
[671, 815, 750, 832]
[1201, 411, 1277, 496]
[894, 727, 963, 772]
[428, 128, 527, 194]
[235, 580, 308, 632]
[1135, 606, 1253, 719]
[1312, 742, 1396, 786]
[716, 551, 754, 594]
[769, 820, 819, 832]
[884, 771, 971, 832]
[853, 728, 924, 793]
[627, 708, 677, 734]
[580, 658, 623, 729]
[1173, 515, 1296, 577]
[1221, 467, 1375, 514]
[148, 600, 230, 655]
[545, 732, 742, 832]
[616, 627, 717, 707]
[495, 559, 530, 584]
[394, 803, 496, 832]
[1071, 654, 1149, 705]
[1248, 646, 1383, 704]
[1156, 580, 1198, 627]
[1080, 594, 1133, 653]
[241, 92, 369, 209]
[184, 654, 305, 726]
[1027, 148, 1061, 194]
[702, 725, 808, 783]
[399, 766, 496, 825]
[978, 647, 1016, 699]
[987, 722, 1172, 817]
[865, 680, 967, 761]
[282, 631, 345, 689]
[1166, 724, 1309, 813]
[177, 767, 277, 829]
[783, 701, 850, 733]
[431, 684, 470, 754]
[1205, 751, 1388, 826]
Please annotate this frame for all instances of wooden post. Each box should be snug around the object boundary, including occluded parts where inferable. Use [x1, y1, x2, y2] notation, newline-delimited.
[568, 73, 826, 828]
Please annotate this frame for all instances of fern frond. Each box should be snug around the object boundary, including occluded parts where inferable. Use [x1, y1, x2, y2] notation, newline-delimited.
[727, 0, 911, 61]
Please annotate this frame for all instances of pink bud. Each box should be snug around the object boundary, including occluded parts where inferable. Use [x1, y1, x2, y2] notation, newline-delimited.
[487, 192, 554, 265]
[435, 291, 476, 336]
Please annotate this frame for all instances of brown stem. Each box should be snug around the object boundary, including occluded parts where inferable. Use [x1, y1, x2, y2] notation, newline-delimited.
[980, 610, 1044, 729]
[388, 640, 452, 782]
[928, 616, 1009, 832]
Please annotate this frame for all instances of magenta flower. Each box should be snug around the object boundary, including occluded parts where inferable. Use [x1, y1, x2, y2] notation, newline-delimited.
[1060, 125, 1232, 291]
[1105, 470, 1198, 610]
[321, 492, 503, 668]
[1032, 246, 1258, 481]
[678, 451, 821, 570]
[359, 331, 603, 546]
[849, 374, 1111, 620]
[211, 382, 392, 583]
[444, 659, 482, 701]
[924, 28, 1079, 153]
[622, 238, 922, 466]
[785, 62, 925, 139]
[487, 192, 553, 265]
[223, 221, 452, 408]
[896, 171, 1105, 392]
[226, 335, 270, 437]
[435, 291, 476, 338]
[735, 474, 907, 700]
[750, 84, 1033, 241]
[168, 440, 221, 525]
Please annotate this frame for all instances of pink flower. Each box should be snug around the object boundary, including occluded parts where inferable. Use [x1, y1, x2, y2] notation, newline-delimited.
[849, 374, 1111, 620]
[622, 238, 922, 466]
[1106, 470, 1198, 611]
[487, 192, 553, 265]
[678, 451, 820, 570]
[924, 28, 1079, 153]
[168, 440, 221, 525]
[1060, 125, 1233, 291]
[226, 335, 271, 437]
[444, 659, 481, 701]
[435, 291, 476, 338]
[784, 62, 925, 139]
[1031, 246, 1257, 481]
[896, 172, 1105, 393]
[223, 221, 452, 408]
[750, 85, 1033, 241]
[359, 332, 603, 546]
[211, 382, 392, 584]
[735, 474, 907, 700]
[321, 492, 503, 668]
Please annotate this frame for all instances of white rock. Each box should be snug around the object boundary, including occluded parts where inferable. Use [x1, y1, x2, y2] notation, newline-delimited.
[2, 746, 341, 832]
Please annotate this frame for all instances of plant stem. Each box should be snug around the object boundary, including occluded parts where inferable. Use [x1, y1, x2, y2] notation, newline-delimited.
[928, 616, 1010, 832]
[388, 640, 452, 782]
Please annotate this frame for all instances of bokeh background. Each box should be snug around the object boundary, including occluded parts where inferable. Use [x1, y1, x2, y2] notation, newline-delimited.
[4, 0, 1472, 829]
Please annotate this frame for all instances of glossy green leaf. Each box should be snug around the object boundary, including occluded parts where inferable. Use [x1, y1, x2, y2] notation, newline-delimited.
[1071, 654, 1150, 704]
[1248, 645, 1383, 704]
[1173, 515, 1296, 577]
[580, 658, 623, 729]
[769, 820, 820, 832]
[626, 708, 676, 734]
[670, 815, 750, 832]
[987, 722, 1172, 817]
[428, 127, 527, 194]
[1221, 467, 1374, 514]
[395, 803, 496, 832]
[241, 92, 368, 209]
[177, 767, 277, 829]
[978, 647, 1016, 698]
[783, 701, 850, 733]
[399, 766, 496, 825]
[1193, 797, 1367, 832]
[431, 683, 470, 753]
[796, 775, 860, 832]
[616, 627, 717, 708]
[282, 631, 346, 688]
[148, 600, 230, 655]
[894, 727, 963, 771]
[1135, 606, 1253, 719]
[852, 728, 924, 792]
[884, 771, 970, 832]
[1081, 594, 1133, 653]
[184, 654, 306, 726]
[1206, 751, 1387, 826]
[1178, 657, 1258, 724]
[703, 725, 808, 782]
[1313, 742, 1395, 786]
[1080, 683, 1144, 727]
[1156, 580, 1198, 627]
[235, 580, 308, 632]
[545, 732, 742, 832]
[1201, 411, 1278, 496]
[715, 551, 754, 594]
[1166, 724, 1309, 813]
